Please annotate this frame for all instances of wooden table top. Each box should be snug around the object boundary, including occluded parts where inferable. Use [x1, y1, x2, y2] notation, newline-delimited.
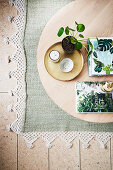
[37, 0, 113, 123]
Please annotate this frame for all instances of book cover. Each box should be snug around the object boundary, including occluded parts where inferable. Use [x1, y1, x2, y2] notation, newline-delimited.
[76, 82, 113, 113]
[88, 38, 113, 76]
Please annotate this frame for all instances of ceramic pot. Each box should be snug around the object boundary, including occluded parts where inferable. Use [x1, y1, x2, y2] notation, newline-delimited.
[62, 36, 75, 54]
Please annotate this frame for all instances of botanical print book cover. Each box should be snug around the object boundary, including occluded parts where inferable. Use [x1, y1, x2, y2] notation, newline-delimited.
[76, 82, 113, 113]
[88, 38, 113, 76]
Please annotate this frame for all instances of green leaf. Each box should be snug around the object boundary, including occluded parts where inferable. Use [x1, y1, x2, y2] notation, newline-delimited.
[75, 21, 78, 25]
[93, 51, 98, 58]
[110, 68, 113, 71]
[57, 27, 64, 37]
[110, 47, 113, 54]
[103, 67, 106, 71]
[79, 34, 84, 38]
[98, 39, 112, 51]
[86, 39, 93, 58]
[65, 26, 69, 35]
[77, 24, 85, 32]
[86, 51, 92, 58]
[96, 37, 99, 44]
[94, 65, 102, 73]
[89, 51, 92, 55]
[94, 58, 98, 65]
[88, 39, 93, 51]
[103, 65, 113, 72]
[75, 41, 82, 50]
[70, 36, 76, 44]
[93, 58, 104, 67]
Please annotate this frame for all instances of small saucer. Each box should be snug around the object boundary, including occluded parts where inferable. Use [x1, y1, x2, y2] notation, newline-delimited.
[60, 58, 74, 72]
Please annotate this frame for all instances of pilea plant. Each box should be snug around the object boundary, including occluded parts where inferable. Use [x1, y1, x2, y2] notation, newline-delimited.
[57, 21, 93, 57]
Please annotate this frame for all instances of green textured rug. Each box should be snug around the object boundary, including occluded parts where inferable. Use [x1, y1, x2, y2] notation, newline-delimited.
[22, 0, 113, 133]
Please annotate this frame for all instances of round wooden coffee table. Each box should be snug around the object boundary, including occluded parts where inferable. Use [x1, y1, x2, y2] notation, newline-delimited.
[37, 0, 113, 123]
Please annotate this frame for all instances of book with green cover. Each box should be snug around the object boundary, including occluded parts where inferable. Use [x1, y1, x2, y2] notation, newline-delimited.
[88, 38, 113, 76]
[76, 82, 113, 113]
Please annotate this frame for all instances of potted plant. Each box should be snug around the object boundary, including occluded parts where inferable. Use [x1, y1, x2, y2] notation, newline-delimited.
[57, 21, 93, 57]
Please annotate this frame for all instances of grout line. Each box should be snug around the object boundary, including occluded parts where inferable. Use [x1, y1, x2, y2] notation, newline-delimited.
[110, 139, 112, 170]
[16, 6, 18, 168]
[0, 92, 8, 93]
[16, 86, 18, 170]
[48, 148, 50, 170]
[79, 140, 81, 170]
[17, 134, 18, 170]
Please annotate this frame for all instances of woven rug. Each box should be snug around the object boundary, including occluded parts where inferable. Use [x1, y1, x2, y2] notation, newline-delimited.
[6, 0, 113, 148]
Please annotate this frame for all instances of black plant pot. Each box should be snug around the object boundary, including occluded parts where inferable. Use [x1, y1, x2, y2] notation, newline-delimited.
[62, 36, 75, 54]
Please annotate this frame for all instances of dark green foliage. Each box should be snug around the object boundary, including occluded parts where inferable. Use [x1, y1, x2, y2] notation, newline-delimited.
[65, 26, 69, 35]
[83, 82, 101, 86]
[93, 51, 98, 58]
[104, 93, 113, 112]
[70, 36, 77, 44]
[79, 34, 84, 38]
[110, 47, 113, 54]
[87, 39, 93, 58]
[77, 24, 85, 32]
[94, 65, 102, 72]
[86, 51, 92, 58]
[94, 58, 104, 73]
[75, 21, 78, 25]
[98, 39, 112, 51]
[78, 91, 113, 112]
[88, 39, 93, 51]
[57, 27, 64, 37]
[94, 58, 104, 67]
[78, 91, 95, 112]
[74, 41, 82, 50]
[77, 90, 82, 95]
[96, 37, 99, 44]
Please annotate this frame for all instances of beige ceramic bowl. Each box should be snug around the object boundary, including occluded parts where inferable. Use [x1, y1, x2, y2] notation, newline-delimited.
[60, 58, 74, 73]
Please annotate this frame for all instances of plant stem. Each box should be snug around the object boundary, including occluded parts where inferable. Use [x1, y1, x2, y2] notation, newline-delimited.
[82, 44, 89, 53]
[72, 31, 74, 37]
[69, 31, 73, 37]
[78, 39, 87, 41]
[79, 38, 98, 41]
[78, 40, 87, 45]
[75, 31, 78, 38]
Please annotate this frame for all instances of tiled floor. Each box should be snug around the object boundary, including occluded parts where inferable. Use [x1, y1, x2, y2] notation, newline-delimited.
[0, 0, 113, 170]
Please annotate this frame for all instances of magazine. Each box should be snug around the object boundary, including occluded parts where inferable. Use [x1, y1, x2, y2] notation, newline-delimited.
[76, 82, 113, 113]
